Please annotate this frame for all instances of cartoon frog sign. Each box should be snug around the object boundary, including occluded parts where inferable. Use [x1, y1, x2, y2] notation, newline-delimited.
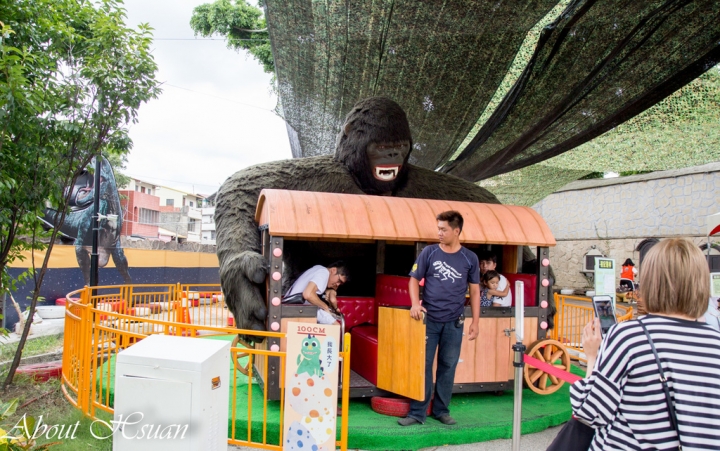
[296, 335, 323, 378]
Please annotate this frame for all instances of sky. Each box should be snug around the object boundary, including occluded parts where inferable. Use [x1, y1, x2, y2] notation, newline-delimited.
[122, 0, 291, 196]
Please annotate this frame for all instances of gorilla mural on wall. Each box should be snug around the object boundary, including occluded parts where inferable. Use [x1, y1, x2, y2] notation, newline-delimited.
[42, 156, 132, 285]
[216, 97, 551, 337]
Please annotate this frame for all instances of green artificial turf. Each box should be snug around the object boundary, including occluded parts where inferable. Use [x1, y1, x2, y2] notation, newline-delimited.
[99, 335, 583, 450]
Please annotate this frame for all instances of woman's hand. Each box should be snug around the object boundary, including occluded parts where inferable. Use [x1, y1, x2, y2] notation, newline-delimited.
[582, 318, 603, 361]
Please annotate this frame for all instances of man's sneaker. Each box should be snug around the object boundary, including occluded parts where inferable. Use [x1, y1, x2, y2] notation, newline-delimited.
[397, 417, 421, 426]
[435, 414, 456, 425]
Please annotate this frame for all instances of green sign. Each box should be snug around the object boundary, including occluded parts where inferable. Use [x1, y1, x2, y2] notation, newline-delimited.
[594, 257, 616, 297]
[712, 273, 720, 298]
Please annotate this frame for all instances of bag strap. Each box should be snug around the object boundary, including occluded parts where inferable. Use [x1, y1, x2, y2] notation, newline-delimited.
[638, 319, 683, 450]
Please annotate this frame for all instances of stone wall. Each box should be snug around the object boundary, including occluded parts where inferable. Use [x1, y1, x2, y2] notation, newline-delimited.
[533, 163, 720, 290]
[120, 236, 216, 253]
[549, 236, 709, 290]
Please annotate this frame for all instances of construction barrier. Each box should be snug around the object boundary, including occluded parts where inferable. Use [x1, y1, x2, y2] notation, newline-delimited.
[61, 284, 351, 450]
[550, 294, 633, 361]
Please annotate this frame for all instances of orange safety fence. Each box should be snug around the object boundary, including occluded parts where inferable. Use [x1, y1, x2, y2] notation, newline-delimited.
[62, 284, 351, 451]
[550, 294, 634, 361]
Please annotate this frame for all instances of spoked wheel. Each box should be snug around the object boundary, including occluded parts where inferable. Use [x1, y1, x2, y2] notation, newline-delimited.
[524, 339, 571, 395]
[231, 335, 255, 376]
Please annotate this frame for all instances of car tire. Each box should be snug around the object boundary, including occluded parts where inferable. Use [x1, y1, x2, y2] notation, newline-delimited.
[370, 396, 432, 417]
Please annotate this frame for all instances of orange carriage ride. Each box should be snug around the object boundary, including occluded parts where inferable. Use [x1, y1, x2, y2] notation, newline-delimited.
[236, 189, 568, 402]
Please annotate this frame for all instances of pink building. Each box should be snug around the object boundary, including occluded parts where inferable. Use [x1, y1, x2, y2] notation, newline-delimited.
[119, 190, 160, 238]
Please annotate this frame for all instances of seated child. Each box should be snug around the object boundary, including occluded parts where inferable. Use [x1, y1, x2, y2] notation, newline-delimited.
[479, 253, 512, 306]
[481, 270, 510, 307]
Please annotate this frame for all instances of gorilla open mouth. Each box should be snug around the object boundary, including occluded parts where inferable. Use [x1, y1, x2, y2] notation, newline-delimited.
[374, 165, 401, 181]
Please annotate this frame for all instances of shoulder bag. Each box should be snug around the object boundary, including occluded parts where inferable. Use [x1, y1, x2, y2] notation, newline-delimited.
[638, 319, 683, 451]
[545, 415, 594, 451]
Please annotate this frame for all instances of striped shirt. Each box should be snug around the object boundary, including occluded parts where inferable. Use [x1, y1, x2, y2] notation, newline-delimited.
[570, 314, 720, 450]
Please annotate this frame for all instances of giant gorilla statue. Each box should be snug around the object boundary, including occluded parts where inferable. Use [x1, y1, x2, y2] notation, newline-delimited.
[216, 97, 547, 337]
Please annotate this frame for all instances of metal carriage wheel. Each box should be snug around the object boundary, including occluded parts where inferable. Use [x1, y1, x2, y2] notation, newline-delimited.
[231, 335, 255, 376]
[523, 338, 571, 395]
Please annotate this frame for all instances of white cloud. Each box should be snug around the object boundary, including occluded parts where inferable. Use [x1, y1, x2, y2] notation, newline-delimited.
[122, 0, 291, 195]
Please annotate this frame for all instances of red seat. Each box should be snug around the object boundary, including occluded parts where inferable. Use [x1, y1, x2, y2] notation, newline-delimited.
[374, 274, 412, 325]
[349, 325, 378, 385]
[505, 274, 537, 306]
[346, 274, 412, 385]
[336, 296, 376, 329]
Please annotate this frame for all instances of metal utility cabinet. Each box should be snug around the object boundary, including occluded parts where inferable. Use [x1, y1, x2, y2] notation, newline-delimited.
[113, 334, 230, 451]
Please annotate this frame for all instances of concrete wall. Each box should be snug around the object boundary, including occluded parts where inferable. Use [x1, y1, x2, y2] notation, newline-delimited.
[533, 163, 720, 290]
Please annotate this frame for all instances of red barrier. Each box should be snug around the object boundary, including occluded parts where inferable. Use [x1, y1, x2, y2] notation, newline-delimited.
[524, 354, 583, 384]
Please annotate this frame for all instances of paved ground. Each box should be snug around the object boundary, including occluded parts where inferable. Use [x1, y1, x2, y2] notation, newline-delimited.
[227, 426, 561, 450]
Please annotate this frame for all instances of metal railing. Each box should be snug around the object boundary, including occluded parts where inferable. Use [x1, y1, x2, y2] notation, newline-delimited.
[61, 284, 350, 450]
[550, 294, 634, 360]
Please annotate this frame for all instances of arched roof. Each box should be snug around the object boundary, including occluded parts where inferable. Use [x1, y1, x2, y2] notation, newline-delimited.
[255, 189, 555, 246]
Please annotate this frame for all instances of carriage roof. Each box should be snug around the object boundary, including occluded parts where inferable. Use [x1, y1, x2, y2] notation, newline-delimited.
[255, 189, 556, 247]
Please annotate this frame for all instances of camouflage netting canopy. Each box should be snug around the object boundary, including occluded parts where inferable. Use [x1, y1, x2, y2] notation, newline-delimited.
[265, 0, 720, 200]
[481, 64, 720, 206]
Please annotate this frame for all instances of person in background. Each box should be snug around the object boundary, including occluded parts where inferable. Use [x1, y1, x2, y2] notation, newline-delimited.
[704, 296, 720, 332]
[621, 258, 637, 282]
[480, 270, 509, 307]
[569, 238, 720, 450]
[479, 253, 512, 307]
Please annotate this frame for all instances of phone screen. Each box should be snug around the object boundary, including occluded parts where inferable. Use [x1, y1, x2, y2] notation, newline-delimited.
[592, 296, 617, 335]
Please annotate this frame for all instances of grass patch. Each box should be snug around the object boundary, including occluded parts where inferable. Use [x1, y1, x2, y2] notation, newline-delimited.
[1, 375, 112, 450]
[0, 334, 64, 362]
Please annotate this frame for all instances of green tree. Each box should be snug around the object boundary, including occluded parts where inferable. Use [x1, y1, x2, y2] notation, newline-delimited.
[190, 0, 273, 73]
[0, 0, 160, 389]
[106, 152, 131, 189]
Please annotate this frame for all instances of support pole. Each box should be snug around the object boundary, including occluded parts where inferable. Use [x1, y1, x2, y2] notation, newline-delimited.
[512, 343, 526, 451]
[89, 155, 101, 287]
[512, 281, 525, 451]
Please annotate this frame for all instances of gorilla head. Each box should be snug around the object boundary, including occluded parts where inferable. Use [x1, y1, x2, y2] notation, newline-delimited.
[334, 97, 413, 195]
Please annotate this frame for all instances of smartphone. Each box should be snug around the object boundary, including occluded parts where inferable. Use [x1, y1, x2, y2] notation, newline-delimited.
[592, 295, 617, 336]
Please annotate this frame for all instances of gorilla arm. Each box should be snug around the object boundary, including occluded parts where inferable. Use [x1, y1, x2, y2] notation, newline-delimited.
[396, 164, 500, 203]
[215, 156, 361, 336]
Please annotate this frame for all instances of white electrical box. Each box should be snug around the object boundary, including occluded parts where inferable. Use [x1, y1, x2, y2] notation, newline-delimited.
[113, 334, 230, 451]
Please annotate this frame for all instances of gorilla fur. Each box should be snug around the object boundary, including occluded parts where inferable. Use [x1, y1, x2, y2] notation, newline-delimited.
[215, 97, 554, 340]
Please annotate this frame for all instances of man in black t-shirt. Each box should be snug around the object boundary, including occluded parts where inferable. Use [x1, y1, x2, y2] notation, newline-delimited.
[398, 211, 480, 427]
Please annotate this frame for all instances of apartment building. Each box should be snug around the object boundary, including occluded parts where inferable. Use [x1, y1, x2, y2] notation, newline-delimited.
[124, 178, 159, 196]
[201, 206, 216, 245]
[119, 189, 160, 238]
[155, 185, 204, 210]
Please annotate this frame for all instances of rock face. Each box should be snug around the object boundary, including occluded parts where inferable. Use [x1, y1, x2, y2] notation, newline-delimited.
[533, 163, 720, 289]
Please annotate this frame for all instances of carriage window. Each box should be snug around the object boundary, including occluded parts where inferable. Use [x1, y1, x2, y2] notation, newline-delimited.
[283, 240, 376, 297]
[384, 244, 416, 277]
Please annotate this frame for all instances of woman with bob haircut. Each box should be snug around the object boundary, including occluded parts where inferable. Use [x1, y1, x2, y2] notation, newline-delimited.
[569, 238, 720, 450]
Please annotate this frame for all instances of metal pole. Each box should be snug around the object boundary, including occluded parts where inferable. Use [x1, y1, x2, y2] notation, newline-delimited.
[512, 281, 525, 451]
[512, 343, 525, 450]
[89, 155, 101, 287]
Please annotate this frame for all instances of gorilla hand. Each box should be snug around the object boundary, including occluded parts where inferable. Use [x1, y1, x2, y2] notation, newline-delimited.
[220, 250, 268, 342]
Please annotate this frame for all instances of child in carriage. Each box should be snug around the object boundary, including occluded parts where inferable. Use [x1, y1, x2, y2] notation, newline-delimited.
[480, 270, 510, 307]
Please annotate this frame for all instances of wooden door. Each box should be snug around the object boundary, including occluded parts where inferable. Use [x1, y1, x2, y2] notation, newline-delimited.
[454, 317, 512, 383]
[377, 307, 426, 400]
